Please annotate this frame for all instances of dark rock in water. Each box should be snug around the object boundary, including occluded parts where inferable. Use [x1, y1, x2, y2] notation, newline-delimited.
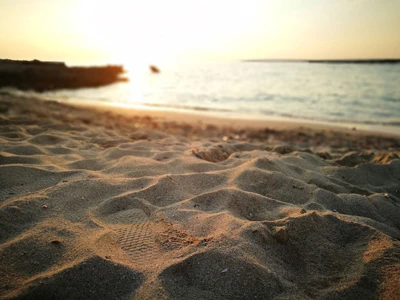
[149, 65, 160, 73]
[0, 59, 127, 92]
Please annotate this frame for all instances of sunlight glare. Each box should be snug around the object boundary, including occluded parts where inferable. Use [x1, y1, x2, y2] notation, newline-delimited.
[78, 0, 258, 65]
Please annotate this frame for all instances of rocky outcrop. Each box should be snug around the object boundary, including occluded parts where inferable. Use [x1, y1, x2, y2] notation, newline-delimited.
[0, 59, 127, 91]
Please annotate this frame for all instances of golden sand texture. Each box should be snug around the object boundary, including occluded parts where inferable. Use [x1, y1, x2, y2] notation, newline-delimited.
[0, 95, 399, 299]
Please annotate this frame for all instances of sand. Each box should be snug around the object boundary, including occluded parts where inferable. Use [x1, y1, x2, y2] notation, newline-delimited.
[0, 94, 399, 300]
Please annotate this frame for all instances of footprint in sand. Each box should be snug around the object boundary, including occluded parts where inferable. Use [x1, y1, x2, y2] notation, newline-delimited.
[115, 221, 159, 264]
[93, 196, 162, 267]
[93, 195, 198, 268]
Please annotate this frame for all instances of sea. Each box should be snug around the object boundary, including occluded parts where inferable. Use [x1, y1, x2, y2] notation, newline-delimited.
[9, 61, 400, 135]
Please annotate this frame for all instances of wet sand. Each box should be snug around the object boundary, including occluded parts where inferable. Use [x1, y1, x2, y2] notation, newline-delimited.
[1, 94, 399, 299]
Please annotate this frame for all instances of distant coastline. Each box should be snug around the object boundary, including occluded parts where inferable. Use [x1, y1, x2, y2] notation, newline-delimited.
[243, 59, 400, 64]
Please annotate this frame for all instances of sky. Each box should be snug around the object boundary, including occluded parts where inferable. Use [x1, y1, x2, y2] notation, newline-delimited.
[0, 0, 399, 66]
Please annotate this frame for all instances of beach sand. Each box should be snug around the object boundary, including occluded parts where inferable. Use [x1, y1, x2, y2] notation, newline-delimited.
[1, 94, 399, 299]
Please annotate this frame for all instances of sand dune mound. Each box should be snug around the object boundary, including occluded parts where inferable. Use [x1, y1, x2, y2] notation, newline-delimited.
[159, 251, 283, 300]
[12, 256, 144, 300]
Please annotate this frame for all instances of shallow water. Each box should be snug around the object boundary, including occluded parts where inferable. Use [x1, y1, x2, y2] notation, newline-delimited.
[14, 61, 400, 133]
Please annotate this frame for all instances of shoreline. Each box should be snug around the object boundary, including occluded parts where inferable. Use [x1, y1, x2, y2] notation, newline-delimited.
[11, 91, 400, 138]
[75, 100, 400, 137]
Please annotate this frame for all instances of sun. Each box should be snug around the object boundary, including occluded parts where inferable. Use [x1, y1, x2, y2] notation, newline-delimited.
[77, 0, 258, 66]
[78, 1, 185, 67]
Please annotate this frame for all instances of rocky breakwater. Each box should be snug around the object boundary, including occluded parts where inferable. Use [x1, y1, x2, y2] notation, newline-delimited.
[0, 59, 127, 91]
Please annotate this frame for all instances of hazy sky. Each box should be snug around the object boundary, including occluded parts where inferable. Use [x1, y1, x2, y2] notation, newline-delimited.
[0, 0, 399, 65]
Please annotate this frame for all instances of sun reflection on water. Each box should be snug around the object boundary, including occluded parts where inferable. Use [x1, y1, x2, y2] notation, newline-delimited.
[113, 61, 159, 108]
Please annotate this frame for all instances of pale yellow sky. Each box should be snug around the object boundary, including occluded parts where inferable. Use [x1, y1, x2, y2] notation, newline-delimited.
[0, 0, 399, 65]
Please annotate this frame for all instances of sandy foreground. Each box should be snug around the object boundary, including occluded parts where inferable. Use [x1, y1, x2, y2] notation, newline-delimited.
[0, 94, 399, 300]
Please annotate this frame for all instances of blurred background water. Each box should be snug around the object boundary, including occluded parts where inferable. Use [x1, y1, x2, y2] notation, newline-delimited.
[14, 61, 400, 133]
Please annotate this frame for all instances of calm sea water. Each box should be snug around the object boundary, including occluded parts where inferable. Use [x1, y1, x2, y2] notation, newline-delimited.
[18, 62, 400, 133]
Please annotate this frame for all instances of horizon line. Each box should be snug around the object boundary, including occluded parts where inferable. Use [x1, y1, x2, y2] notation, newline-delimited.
[242, 58, 400, 64]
